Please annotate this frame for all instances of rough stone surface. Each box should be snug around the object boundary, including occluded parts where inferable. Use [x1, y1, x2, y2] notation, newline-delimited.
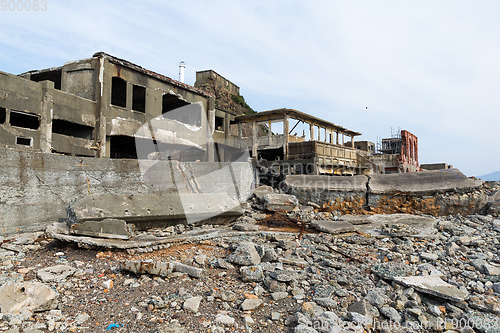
[263, 194, 299, 212]
[36, 265, 76, 282]
[69, 218, 136, 239]
[394, 275, 468, 302]
[309, 220, 356, 235]
[227, 242, 261, 266]
[0, 282, 58, 314]
[183, 296, 202, 313]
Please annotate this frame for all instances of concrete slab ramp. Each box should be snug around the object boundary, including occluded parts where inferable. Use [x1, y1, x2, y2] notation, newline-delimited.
[369, 169, 483, 196]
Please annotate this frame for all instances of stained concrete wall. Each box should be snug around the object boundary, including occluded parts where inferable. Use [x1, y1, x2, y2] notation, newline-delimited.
[284, 169, 486, 216]
[0, 147, 253, 235]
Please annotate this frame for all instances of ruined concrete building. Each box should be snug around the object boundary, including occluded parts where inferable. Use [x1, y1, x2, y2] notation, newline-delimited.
[0, 52, 236, 162]
[235, 108, 376, 176]
[369, 129, 421, 173]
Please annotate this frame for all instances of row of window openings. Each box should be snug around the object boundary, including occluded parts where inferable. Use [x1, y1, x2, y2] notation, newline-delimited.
[111, 77, 190, 115]
[0, 107, 94, 140]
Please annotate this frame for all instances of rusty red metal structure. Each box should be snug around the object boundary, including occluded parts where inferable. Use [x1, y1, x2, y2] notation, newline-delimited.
[398, 130, 421, 172]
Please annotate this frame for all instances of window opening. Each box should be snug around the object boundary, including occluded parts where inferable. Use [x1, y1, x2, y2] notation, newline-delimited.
[111, 77, 127, 108]
[52, 119, 94, 140]
[10, 110, 40, 130]
[132, 85, 146, 113]
[16, 136, 32, 146]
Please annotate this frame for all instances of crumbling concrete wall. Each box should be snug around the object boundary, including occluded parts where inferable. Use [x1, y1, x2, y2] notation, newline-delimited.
[284, 169, 486, 216]
[0, 147, 253, 235]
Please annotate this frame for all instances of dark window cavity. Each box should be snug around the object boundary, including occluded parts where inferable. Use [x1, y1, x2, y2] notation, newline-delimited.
[110, 135, 137, 159]
[30, 69, 62, 90]
[111, 77, 127, 108]
[15, 136, 32, 146]
[10, 111, 40, 130]
[215, 116, 224, 131]
[0, 107, 6, 124]
[132, 85, 146, 113]
[162, 94, 189, 113]
[52, 119, 94, 140]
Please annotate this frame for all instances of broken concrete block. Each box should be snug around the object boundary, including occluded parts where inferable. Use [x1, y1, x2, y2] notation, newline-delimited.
[0, 282, 58, 313]
[254, 185, 275, 201]
[119, 260, 203, 278]
[119, 260, 175, 277]
[310, 220, 356, 234]
[393, 275, 468, 302]
[227, 242, 261, 266]
[172, 262, 204, 278]
[67, 193, 243, 230]
[70, 219, 136, 240]
[37, 265, 76, 283]
[263, 194, 299, 212]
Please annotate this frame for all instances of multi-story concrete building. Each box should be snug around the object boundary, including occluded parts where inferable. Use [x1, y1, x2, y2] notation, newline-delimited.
[1, 52, 220, 161]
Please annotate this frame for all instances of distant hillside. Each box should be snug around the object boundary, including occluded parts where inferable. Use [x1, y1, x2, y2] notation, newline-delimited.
[479, 171, 500, 181]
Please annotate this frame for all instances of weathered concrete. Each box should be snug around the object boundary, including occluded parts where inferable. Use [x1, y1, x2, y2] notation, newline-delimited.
[284, 169, 486, 216]
[119, 260, 203, 278]
[67, 193, 243, 229]
[355, 214, 439, 238]
[0, 147, 253, 235]
[263, 194, 299, 212]
[309, 220, 356, 234]
[369, 169, 483, 196]
[0, 282, 59, 313]
[393, 276, 468, 302]
[69, 218, 136, 239]
[36, 265, 76, 283]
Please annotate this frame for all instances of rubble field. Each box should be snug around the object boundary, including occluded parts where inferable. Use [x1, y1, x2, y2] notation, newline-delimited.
[0, 182, 500, 333]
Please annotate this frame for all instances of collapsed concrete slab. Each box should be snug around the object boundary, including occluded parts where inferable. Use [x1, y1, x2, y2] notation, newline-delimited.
[393, 275, 468, 302]
[37, 265, 76, 283]
[119, 260, 204, 278]
[309, 220, 357, 235]
[70, 219, 136, 239]
[67, 193, 244, 230]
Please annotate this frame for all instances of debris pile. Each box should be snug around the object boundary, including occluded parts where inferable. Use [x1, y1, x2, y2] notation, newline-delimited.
[0, 182, 500, 332]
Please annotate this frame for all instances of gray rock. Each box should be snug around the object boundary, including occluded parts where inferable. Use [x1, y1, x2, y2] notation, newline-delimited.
[271, 270, 299, 282]
[262, 248, 278, 262]
[314, 311, 341, 333]
[271, 292, 289, 301]
[155, 320, 186, 333]
[263, 193, 299, 212]
[310, 220, 356, 235]
[420, 252, 439, 261]
[0, 282, 58, 314]
[240, 265, 264, 282]
[183, 296, 202, 313]
[215, 314, 235, 326]
[394, 275, 468, 302]
[294, 325, 318, 333]
[427, 305, 442, 317]
[379, 306, 401, 322]
[347, 312, 372, 326]
[241, 298, 263, 310]
[371, 262, 411, 280]
[364, 290, 388, 309]
[314, 298, 337, 309]
[36, 265, 76, 282]
[227, 242, 261, 266]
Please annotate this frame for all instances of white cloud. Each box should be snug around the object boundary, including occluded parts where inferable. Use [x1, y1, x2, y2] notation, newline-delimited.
[0, 0, 499, 175]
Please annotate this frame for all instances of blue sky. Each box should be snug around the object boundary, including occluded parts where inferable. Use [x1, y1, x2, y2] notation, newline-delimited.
[1, 0, 499, 177]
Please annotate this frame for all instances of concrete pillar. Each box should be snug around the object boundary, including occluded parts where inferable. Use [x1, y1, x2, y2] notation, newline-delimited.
[252, 120, 257, 159]
[40, 81, 54, 154]
[126, 82, 132, 111]
[310, 123, 314, 141]
[351, 136, 354, 148]
[207, 108, 215, 162]
[283, 116, 289, 157]
[336, 131, 339, 145]
[268, 120, 272, 142]
[99, 115, 108, 158]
